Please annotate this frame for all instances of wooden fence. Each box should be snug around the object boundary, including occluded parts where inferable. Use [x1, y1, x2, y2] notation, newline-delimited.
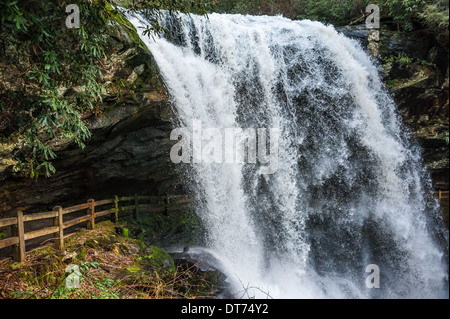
[0, 194, 190, 262]
[0, 191, 447, 263]
[435, 190, 449, 200]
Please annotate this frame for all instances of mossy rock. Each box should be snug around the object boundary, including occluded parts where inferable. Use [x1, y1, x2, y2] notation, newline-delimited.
[105, 2, 148, 52]
[77, 246, 87, 260]
[143, 246, 175, 271]
[84, 234, 115, 248]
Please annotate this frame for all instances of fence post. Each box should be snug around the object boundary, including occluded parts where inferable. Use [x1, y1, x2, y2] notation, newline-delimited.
[439, 190, 442, 200]
[12, 211, 25, 262]
[133, 194, 138, 220]
[53, 206, 65, 251]
[87, 199, 95, 230]
[113, 195, 119, 223]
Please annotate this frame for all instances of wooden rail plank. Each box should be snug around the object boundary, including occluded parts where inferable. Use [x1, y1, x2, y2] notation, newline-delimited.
[172, 198, 190, 204]
[0, 217, 17, 228]
[95, 199, 114, 206]
[119, 204, 167, 212]
[434, 191, 449, 200]
[167, 195, 190, 200]
[142, 206, 166, 213]
[64, 203, 90, 214]
[94, 209, 113, 218]
[24, 226, 59, 241]
[119, 205, 135, 211]
[119, 196, 134, 201]
[170, 206, 191, 212]
[169, 201, 191, 207]
[118, 204, 189, 213]
[0, 237, 19, 249]
[63, 215, 91, 229]
[23, 211, 58, 222]
[136, 195, 155, 200]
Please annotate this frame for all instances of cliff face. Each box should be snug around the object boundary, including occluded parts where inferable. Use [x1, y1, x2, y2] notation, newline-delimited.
[0, 18, 186, 215]
[380, 29, 448, 191]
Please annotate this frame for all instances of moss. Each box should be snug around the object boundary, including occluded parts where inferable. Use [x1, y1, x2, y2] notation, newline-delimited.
[77, 246, 87, 260]
[10, 262, 25, 270]
[143, 246, 175, 271]
[122, 227, 129, 237]
[137, 228, 146, 242]
[105, 3, 148, 52]
[126, 265, 142, 274]
[135, 210, 203, 244]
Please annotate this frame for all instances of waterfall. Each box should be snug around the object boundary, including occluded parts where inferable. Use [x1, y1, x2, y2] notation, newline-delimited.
[126, 11, 449, 298]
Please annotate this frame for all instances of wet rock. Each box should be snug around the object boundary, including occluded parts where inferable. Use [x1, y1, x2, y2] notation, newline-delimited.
[171, 249, 230, 296]
[61, 251, 78, 263]
[127, 244, 141, 255]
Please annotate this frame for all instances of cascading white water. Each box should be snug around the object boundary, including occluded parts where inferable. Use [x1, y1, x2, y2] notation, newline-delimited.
[126, 11, 449, 298]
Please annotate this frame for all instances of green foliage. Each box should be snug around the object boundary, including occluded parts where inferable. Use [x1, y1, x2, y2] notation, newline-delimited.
[419, 0, 449, 43]
[79, 261, 101, 273]
[383, 51, 414, 66]
[0, 0, 109, 178]
[374, 0, 425, 30]
[214, 0, 304, 20]
[298, 0, 370, 26]
[0, 0, 29, 33]
[211, 0, 371, 25]
[0, 0, 209, 179]
[212, 0, 447, 31]
[121, 0, 213, 39]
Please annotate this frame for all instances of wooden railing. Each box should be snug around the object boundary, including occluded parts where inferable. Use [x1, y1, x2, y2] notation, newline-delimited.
[435, 190, 449, 200]
[0, 194, 190, 262]
[1, 190, 446, 263]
